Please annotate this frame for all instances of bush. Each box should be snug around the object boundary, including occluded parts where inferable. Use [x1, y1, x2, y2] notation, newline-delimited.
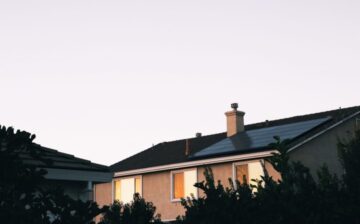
[99, 193, 162, 224]
[177, 133, 360, 224]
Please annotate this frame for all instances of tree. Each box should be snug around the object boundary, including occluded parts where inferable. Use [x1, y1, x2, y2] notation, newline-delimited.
[337, 130, 360, 223]
[0, 125, 104, 224]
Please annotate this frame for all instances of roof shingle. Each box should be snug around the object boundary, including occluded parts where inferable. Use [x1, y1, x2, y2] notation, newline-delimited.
[20, 144, 110, 172]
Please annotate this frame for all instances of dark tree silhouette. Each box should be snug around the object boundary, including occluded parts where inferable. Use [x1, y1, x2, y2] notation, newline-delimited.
[177, 132, 360, 224]
[0, 125, 104, 224]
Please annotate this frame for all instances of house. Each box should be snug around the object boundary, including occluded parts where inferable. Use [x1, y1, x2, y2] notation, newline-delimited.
[21, 144, 112, 201]
[95, 104, 360, 221]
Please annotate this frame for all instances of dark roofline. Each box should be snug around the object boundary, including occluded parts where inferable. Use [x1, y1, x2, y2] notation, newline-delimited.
[244, 106, 360, 130]
[110, 132, 226, 169]
[26, 144, 110, 172]
[41, 146, 109, 169]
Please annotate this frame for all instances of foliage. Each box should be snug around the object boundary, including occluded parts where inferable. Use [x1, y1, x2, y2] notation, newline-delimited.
[99, 193, 162, 224]
[0, 125, 104, 224]
[45, 188, 103, 224]
[176, 168, 256, 224]
[177, 132, 360, 224]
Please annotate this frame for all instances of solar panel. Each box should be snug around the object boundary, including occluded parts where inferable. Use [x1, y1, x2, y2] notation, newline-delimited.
[192, 117, 331, 158]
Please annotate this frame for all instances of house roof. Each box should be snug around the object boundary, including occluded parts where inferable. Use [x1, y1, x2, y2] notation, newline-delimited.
[20, 144, 110, 173]
[110, 106, 360, 172]
[192, 117, 332, 159]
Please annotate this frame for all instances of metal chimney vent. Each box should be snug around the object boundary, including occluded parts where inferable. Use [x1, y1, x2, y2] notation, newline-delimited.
[231, 103, 238, 110]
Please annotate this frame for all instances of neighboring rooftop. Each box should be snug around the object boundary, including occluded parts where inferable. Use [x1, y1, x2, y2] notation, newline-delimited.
[20, 144, 110, 173]
[111, 106, 360, 172]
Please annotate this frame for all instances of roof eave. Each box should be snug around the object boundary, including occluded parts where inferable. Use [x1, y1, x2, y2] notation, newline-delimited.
[44, 168, 113, 183]
[114, 149, 277, 178]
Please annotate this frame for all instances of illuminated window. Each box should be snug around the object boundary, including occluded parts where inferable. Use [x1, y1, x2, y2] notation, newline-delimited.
[114, 176, 141, 204]
[234, 161, 264, 186]
[171, 169, 197, 201]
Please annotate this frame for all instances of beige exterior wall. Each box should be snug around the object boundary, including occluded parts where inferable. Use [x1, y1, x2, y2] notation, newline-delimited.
[94, 182, 112, 207]
[264, 160, 282, 181]
[142, 171, 185, 221]
[98, 159, 279, 221]
[197, 162, 233, 198]
[145, 160, 280, 220]
[289, 116, 359, 178]
[94, 182, 112, 222]
[141, 162, 237, 220]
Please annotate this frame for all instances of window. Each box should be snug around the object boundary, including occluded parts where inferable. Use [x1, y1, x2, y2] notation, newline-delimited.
[233, 161, 264, 186]
[114, 176, 141, 204]
[171, 169, 197, 201]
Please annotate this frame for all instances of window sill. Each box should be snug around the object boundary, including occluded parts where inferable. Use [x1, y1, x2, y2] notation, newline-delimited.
[170, 198, 182, 203]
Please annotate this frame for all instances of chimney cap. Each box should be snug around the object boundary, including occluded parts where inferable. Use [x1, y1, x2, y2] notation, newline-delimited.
[231, 103, 238, 111]
[196, 132, 202, 138]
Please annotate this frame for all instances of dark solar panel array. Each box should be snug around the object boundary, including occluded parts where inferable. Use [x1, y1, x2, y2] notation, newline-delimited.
[192, 117, 331, 158]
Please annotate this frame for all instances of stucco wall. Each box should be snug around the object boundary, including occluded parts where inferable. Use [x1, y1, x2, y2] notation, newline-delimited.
[141, 160, 279, 221]
[94, 182, 112, 207]
[94, 160, 279, 221]
[264, 160, 281, 181]
[94, 182, 112, 222]
[141, 164, 238, 221]
[197, 162, 233, 198]
[289, 116, 359, 178]
[142, 171, 185, 221]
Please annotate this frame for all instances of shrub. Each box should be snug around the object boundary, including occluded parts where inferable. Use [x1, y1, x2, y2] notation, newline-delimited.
[99, 193, 162, 224]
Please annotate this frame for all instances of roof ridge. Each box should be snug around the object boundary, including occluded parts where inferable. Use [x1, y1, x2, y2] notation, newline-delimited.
[158, 132, 226, 145]
[246, 105, 360, 128]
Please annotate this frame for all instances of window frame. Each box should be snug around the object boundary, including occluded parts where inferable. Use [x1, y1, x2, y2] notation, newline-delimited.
[112, 175, 142, 202]
[232, 159, 264, 189]
[170, 168, 198, 202]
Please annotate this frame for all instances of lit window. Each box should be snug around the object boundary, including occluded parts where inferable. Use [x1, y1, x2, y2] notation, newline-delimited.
[234, 161, 264, 186]
[172, 169, 197, 201]
[114, 176, 141, 204]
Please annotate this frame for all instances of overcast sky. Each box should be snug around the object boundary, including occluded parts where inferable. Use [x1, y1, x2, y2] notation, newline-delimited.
[0, 0, 359, 165]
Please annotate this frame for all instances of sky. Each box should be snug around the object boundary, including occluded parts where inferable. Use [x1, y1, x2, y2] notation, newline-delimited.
[0, 0, 359, 166]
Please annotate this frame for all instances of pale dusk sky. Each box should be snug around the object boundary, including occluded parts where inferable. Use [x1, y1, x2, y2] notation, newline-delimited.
[0, 0, 359, 165]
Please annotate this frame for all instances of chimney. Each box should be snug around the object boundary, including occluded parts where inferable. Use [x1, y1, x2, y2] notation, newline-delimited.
[225, 103, 245, 137]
